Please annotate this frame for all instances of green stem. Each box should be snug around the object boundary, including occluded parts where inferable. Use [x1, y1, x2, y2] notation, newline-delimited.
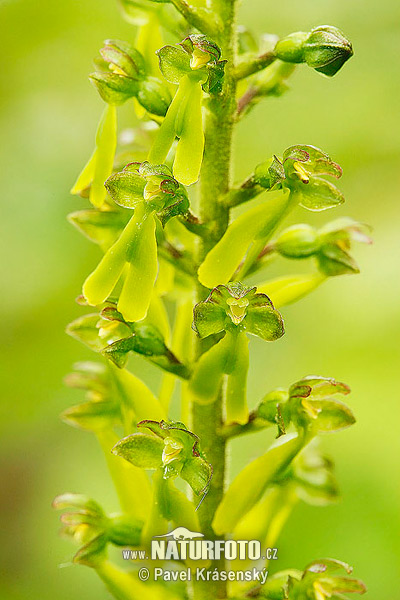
[169, 0, 221, 38]
[190, 2, 238, 598]
[234, 51, 276, 80]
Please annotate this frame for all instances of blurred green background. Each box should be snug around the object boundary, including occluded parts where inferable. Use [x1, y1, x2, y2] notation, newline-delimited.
[1, 0, 399, 598]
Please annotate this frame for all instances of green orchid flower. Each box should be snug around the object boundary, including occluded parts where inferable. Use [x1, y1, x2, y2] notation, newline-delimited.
[198, 145, 345, 288]
[71, 41, 171, 208]
[112, 420, 213, 507]
[53, 493, 143, 566]
[190, 282, 284, 424]
[274, 217, 372, 275]
[82, 161, 189, 322]
[149, 34, 225, 185]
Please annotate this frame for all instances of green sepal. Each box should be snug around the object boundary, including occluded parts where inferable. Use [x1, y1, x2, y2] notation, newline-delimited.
[61, 399, 121, 432]
[53, 493, 105, 517]
[66, 313, 127, 353]
[105, 166, 146, 208]
[89, 72, 139, 105]
[202, 60, 226, 94]
[291, 446, 339, 506]
[157, 45, 192, 84]
[192, 297, 226, 338]
[290, 175, 344, 211]
[288, 558, 366, 599]
[180, 34, 221, 63]
[317, 243, 360, 275]
[115, 420, 213, 498]
[289, 375, 350, 398]
[254, 389, 291, 429]
[100, 307, 191, 379]
[288, 375, 355, 433]
[255, 569, 303, 599]
[68, 209, 128, 250]
[180, 456, 213, 496]
[112, 433, 164, 469]
[282, 145, 344, 211]
[73, 534, 108, 567]
[245, 303, 285, 341]
[254, 156, 285, 190]
[303, 26, 354, 77]
[193, 282, 284, 342]
[213, 432, 305, 534]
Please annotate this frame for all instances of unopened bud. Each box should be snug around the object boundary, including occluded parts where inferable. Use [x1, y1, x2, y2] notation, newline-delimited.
[275, 224, 320, 258]
[137, 77, 172, 116]
[274, 26, 353, 77]
[303, 26, 353, 77]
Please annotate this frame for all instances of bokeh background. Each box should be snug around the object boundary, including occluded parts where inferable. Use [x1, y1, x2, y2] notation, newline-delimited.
[1, 0, 399, 598]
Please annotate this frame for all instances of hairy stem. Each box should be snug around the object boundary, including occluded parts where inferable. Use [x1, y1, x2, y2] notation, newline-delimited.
[190, 2, 238, 598]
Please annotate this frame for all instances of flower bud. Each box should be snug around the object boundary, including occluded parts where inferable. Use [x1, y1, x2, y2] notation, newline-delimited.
[274, 26, 353, 77]
[303, 26, 353, 77]
[275, 224, 320, 258]
[100, 39, 146, 79]
[137, 77, 172, 116]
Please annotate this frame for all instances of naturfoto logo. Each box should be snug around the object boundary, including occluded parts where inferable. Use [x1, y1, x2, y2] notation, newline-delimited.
[151, 527, 276, 561]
